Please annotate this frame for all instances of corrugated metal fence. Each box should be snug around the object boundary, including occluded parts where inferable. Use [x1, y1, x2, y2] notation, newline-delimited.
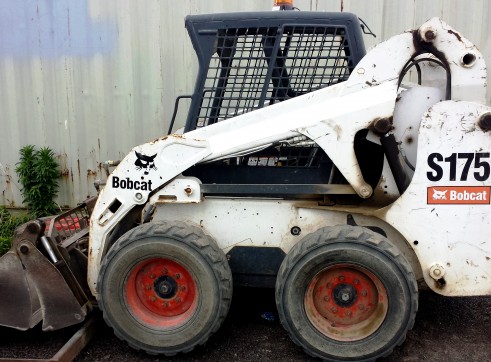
[1, 0, 490, 208]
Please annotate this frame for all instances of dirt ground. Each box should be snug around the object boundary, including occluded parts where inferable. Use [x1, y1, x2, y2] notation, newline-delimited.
[1, 288, 490, 361]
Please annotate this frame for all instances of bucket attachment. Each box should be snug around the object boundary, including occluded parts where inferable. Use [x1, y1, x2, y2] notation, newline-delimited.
[0, 198, 95, 331]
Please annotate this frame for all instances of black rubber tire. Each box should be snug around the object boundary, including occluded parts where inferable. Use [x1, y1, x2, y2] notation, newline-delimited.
[275, 225, 418, 362]
[97, 221, 233, 356]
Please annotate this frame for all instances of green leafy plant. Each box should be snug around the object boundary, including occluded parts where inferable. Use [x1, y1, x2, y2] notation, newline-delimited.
[0, 207, 30, 256]
[0, 146, 61, 256]
[15, 145, 37, 204]
[15, 145, 60, 218]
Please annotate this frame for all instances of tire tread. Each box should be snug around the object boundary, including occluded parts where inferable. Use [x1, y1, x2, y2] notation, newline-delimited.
[275, 225, 418, 362]
[97, 220, 232, 356]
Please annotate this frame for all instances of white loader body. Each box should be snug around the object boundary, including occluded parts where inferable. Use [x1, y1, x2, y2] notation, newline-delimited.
[83, 14, 491, 361]
[89, 18, 489, 297]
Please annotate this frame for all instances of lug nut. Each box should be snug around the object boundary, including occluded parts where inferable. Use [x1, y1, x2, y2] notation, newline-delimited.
[346, 310, 352, 317]
[150, 273, 156, 279]
[145, 285, 151, 290]
[338, 275, 345, 281]
[331, 307, 338, 313]
[175, 273, 180, 279]
[180, 285, 186, 291]
[353, 279, 359, 285]
[324, 295, 330, 302]
[150, 296, 156, 302]
[176, 297, 182, 303]
[361, 290, 367, 297]
[162, 268, 168, 275]
[358, 304, 365, 311]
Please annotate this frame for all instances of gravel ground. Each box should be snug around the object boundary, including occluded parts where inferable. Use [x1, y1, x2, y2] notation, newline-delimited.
[1, 288, 490, 361]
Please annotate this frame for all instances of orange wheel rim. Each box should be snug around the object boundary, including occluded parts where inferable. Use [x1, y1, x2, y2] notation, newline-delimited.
[125, 258, 197, 328]
[304, 264, 388, 341]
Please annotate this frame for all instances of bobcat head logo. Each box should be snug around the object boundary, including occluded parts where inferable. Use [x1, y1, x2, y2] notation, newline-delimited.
[135, 151, 157, 175]
[432, 189, 448, 200]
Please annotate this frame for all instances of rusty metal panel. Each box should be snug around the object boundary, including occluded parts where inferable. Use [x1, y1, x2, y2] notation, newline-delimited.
[0, 0, 490, 208]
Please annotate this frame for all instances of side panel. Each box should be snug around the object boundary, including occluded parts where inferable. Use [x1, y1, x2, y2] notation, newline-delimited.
[379, 101, 491, 296]
[152, 198, 423, 283]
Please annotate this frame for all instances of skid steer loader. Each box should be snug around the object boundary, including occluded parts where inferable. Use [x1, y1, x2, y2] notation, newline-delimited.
[1, 6, 490, 362]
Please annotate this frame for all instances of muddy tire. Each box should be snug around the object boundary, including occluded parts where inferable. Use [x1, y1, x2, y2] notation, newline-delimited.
[97, 221, 232, 355]
[275, 225, 418, 362]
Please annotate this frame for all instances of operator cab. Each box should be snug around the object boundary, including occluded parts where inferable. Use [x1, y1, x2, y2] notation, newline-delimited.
[176, 11, 384, 199]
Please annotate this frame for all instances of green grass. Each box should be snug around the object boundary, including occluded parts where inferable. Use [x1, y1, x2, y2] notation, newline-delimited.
[0, 208, 31, 256]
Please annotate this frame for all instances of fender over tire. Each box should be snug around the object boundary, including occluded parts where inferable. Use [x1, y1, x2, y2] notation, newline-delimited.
[275, 225, 418, 362]
[97, 221, 232, 355]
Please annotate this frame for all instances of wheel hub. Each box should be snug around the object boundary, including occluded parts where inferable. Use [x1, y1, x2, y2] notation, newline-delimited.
[155, 275, 178, 299]
[332, 283, 357, 307]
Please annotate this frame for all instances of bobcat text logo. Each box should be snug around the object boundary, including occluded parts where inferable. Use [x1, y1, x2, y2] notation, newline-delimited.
[112, 177, 153, 191]
[427, 186, 490, 205]
[135, 151, 157, 175]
